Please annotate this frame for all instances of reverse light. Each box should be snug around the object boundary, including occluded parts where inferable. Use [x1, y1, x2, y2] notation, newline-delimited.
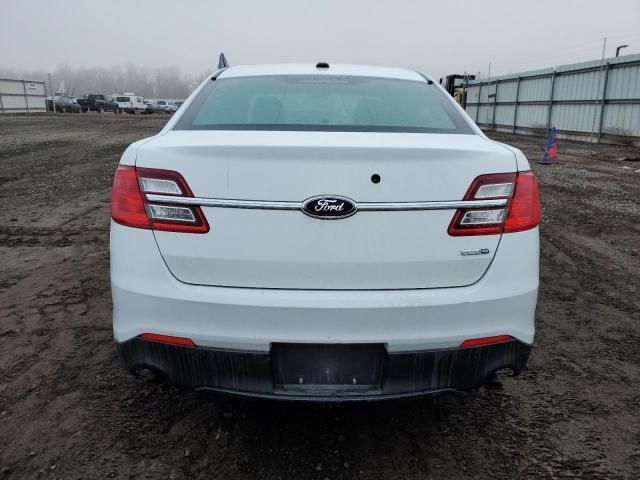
[459, 209, 506, 225]
[460, 335, 513, 347]
[475, 182, 513, 198]
[146, 204, 197, 222]
[139, 333, 196, 346]
[111, 166, 209, 233]
[448, 171, 540, 236]
[138, 177, 182, 195]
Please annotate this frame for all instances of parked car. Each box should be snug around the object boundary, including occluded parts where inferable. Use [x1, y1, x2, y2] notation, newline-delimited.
[110, 63, 540, 401]
[163, 103, 178, 114]
[47, 95, 81, 113]
[77, 94, 120, 113]
[154, 100, 168, 113]
[144, 102, 155, 114]
[75, 100, 89, 113]
[113, 94, 146, 114]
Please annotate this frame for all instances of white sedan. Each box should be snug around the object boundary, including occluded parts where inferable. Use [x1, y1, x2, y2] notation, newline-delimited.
[110, 62, 540, 400]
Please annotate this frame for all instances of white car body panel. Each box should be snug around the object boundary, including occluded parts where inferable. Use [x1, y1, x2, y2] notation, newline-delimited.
[111, 221, 538, 351]
[136, 131, 517, 289]
[219, 64, 425, 81]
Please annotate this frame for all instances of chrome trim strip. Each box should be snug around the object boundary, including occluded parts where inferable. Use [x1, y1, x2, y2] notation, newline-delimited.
[145, 194, 300, 210]
[145, 194, 508, 211]
[357, 199, 507, 210]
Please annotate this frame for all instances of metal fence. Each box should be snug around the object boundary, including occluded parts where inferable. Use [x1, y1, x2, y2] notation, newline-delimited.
[464, 54, 640, 145]
[0, 78, 47, 113]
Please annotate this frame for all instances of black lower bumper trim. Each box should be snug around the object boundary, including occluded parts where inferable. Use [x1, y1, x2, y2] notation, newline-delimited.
[116, 338, 531, 401]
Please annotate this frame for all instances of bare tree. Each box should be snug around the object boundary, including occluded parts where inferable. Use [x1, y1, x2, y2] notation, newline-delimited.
[0, 64, 204, 98]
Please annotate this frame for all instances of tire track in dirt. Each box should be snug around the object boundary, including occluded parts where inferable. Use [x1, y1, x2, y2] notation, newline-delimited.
[0, 225, 106, 247]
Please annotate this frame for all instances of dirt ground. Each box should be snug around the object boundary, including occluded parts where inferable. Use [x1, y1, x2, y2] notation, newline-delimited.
[0, 114, 639, 479]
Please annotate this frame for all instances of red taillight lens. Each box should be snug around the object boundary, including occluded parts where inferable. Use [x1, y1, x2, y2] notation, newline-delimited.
[503, 171, 540, 233]
[139, 333, 196, 346]
[110, 166, 209, 233]
[448, 171, 540, 236]
[460, 335, 513, 347]
[111, 166, 150, 229]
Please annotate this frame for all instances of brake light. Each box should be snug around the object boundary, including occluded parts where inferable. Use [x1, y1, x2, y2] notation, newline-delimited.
[111, 166, 149, 229]
[503, 171, 540, 233]
[139, 333, 196, 346]
[460, 335, 513, 347]
[448, 171, 540, 236]
[111, 166, 209, 233]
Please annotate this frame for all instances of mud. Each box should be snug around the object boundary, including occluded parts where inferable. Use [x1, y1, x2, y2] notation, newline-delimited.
[0, 114, 639, 479]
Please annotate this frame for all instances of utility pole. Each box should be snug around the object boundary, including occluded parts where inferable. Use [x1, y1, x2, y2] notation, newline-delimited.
[487, 62, 491, 124]
[590, 37, 607, 142]
[48, 73, 55, 113]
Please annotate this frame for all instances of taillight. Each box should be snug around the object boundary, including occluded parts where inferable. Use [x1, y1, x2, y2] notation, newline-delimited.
[448, 171, 540, 236]
[111, 166, 209, 233]
[503, 171, 540, 233]
[111, 166, 149, 229]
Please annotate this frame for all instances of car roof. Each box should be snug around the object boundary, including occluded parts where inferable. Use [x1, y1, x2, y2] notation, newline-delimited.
[217, 64, 427, 82]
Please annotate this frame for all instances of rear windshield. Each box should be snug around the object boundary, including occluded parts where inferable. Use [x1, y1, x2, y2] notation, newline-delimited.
[175, 75, 473, 133]
[157, 101, 166, 105]
[116, 96, 130, 102]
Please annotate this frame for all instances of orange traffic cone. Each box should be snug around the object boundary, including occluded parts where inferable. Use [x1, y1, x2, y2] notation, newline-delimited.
[539, 127, 558, 165]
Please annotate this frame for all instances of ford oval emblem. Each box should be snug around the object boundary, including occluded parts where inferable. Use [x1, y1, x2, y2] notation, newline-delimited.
[302, 195, 357, 220]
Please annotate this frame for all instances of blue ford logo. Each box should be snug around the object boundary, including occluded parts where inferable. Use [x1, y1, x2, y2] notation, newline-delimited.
[302, 195, 357, 219]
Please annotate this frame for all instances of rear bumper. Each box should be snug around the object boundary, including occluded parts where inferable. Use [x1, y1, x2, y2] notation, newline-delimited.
[117, 337, 531, 401]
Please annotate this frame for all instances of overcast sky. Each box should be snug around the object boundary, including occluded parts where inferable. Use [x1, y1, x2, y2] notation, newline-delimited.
[2, 0, 639, 80]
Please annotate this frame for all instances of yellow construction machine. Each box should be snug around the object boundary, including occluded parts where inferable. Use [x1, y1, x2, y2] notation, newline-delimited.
[439, 74, 476, 107]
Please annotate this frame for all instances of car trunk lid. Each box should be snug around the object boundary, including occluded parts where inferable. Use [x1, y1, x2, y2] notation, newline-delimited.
[136, 131, 516, 289]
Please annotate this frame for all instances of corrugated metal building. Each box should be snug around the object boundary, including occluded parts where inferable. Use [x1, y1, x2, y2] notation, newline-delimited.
[464, 54, 640, 144]
[0, 78, 47, 113]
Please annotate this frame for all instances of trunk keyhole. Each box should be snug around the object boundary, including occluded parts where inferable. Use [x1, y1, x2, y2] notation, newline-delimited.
[371, 174, 381, 184]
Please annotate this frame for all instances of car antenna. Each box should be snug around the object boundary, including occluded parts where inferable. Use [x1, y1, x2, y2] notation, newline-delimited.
[218, 52, 229, 69]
